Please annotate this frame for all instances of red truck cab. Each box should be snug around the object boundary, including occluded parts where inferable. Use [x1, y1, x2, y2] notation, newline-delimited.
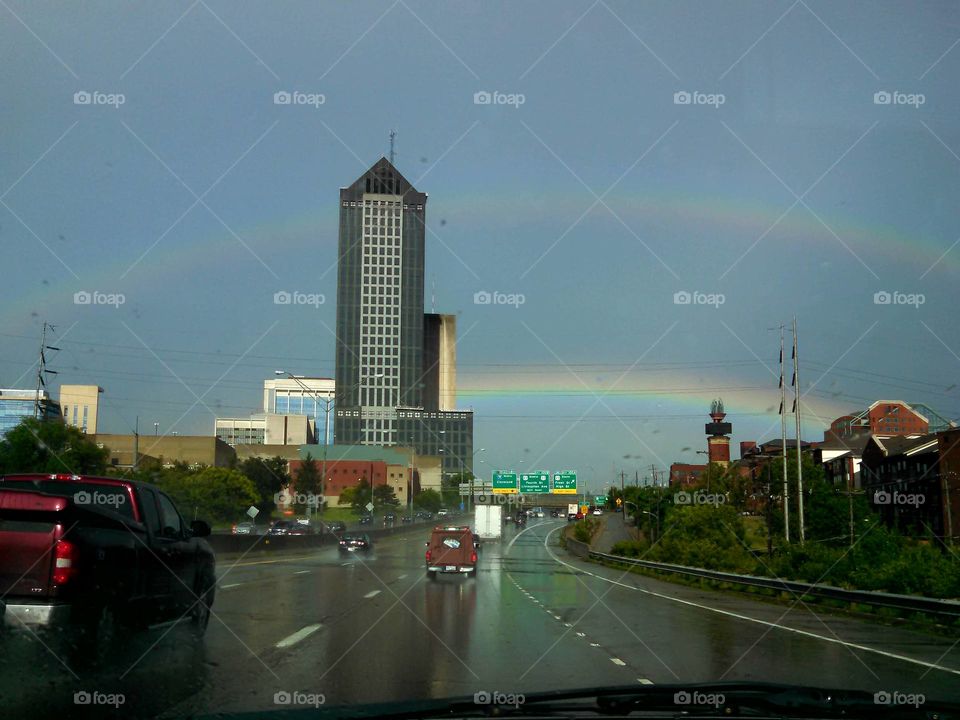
[425, 525, 477, 579]
[0, 473, 216, 659]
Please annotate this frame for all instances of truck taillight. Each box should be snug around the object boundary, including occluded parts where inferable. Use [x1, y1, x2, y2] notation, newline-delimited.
[425, 550, 432, 562]
[52, 539, 78, 585]
[470, 552, 477, 564]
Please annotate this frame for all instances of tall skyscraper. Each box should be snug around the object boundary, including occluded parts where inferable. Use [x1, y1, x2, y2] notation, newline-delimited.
[334, 158, 473, 478]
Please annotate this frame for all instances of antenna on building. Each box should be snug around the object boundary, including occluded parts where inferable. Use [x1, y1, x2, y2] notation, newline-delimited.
[431, 274, 436, 313]
[389, 129, 396, 165]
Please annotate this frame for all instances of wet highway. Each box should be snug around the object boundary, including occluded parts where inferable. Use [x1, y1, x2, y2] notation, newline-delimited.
[3, 516, 960, 718]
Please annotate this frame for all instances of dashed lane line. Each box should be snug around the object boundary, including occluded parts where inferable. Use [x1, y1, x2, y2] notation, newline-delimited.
[276, 624, 322, 649]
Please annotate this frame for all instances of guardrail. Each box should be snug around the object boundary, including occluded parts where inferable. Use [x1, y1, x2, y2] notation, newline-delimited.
[589, 550, 960, 622]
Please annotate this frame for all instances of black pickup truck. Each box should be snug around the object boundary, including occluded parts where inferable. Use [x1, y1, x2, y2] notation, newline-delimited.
[0, 473, 216, 659]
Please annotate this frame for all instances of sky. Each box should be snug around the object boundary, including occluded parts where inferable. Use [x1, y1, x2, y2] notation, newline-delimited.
[2, 1, 959, 494]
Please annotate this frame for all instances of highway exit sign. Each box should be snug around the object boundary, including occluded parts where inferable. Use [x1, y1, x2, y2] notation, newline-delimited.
[519, 472, 549, 493]
[492, 471, 519, 494]
[552, 471, 577, 494]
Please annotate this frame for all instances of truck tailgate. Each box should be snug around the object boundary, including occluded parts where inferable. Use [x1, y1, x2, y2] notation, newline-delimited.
[0, 490, 69, 599]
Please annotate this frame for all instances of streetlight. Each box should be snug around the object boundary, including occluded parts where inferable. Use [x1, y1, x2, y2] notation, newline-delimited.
[468, 448, 486, 512]
[153, 422, 159, 436]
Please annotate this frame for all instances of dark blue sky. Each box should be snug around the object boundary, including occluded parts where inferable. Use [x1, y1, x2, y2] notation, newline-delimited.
[2, 1, 959, 491]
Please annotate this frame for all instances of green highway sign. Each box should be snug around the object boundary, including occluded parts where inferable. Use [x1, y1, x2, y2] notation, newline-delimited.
[519, 471, 549, 493]
[551, 471, 577, 494]
[595, 495, 607, 506]
[492, 471, 519, 494]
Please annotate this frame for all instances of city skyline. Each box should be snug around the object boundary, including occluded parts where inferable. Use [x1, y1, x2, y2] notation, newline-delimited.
[2, 2, 959, 482]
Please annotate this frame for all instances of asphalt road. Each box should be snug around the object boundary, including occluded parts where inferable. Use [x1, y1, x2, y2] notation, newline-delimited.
[3, 516, 959, 718]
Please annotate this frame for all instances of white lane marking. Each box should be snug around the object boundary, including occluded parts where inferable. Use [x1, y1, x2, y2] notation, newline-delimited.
[294, 570, 311, 575]
[276, 624, 322, 649]
[341, 562, 352, 567]
[364, 590, 381, 599]
[397, 574, 407, 580]
[220, 583, 243, 589]
[576, 632, 586, 637]
[542, 526, 960, 678]
[564, 622, 573, 627]
[590, 643, 601, 647]
[638, 678, 655, 685]
[611, 658, 626, 666]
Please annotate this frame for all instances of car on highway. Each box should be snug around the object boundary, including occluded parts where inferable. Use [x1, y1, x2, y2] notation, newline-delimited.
[436, 509, 449, 517]
[268, 519, 312, 535]
[472, 533, 481, 551]
[383, 512, 397, 525]
[0, 473, 215, 660]
[425, 525, 477, 578]
[592, 508, 603, 516]
[358, 514, 373, 525]
[325, 520, 347, 534]
[338, 533, 372, 553]
[401, 514, 414, 523]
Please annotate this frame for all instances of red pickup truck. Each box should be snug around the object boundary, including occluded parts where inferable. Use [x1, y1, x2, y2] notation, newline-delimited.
[0, 473, 216, 660]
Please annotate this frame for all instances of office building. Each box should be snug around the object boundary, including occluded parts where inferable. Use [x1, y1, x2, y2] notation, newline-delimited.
[0, 388, 61, 437]
[333, 158, 474, 478]
[215, 377, 333, 447]
[215, 413, 316, 446]
[263, 377, 335, 443]
[60, 384, 102, 434]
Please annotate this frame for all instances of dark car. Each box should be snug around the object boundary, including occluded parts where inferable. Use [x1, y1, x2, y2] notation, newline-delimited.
[383, 512, 397, 525]
[515, 510, 527, 525]
[325, 521, 347, 534]
[0, 473, 215, 661]
[358, 515, 373, 526]
[401, 515, 414, 523]
[268, 520, 294, 535]
[338, 533, 372, 553]
[473, 533, 481, 551]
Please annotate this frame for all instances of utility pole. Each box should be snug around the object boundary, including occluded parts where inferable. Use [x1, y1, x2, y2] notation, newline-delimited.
[779, 325, 790, 543]
[793, 316, 805, 544]
[620, 470, 626, 499]
[133, 416, 140, 473]
[34, 322, 59, 419]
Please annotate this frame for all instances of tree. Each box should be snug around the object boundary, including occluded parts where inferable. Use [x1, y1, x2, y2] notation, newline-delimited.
[0, 418, 109, 475]
[348, 479, 372, 514]
[239, 456, 290, 516]
[373, 483, 399, 508]
[294, 453, 321, 513]
[152, 466, 258, 525]
[413, 488, 442, 513]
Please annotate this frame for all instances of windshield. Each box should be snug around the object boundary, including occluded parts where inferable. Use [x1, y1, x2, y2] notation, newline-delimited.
[2, 2, 959, 719]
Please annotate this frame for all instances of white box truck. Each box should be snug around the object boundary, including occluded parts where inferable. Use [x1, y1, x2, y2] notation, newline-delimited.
[475, 504, 503, 540]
